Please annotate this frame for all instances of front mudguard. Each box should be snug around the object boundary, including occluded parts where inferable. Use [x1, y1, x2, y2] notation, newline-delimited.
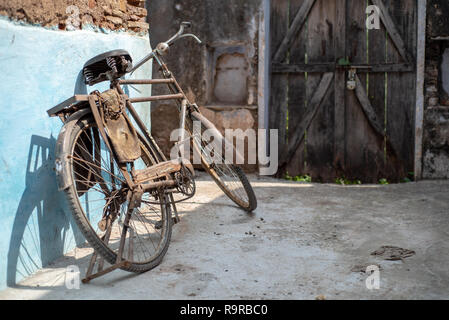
[55, 109, 92, 191]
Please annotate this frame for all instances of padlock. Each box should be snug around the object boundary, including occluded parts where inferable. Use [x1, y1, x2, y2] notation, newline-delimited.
[347, 68, 356, 90]
[347, 79, 356, 90]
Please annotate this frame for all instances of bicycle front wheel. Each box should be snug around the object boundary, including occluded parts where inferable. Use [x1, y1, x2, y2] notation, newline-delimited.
[187, 111, 257, 212]
[58, 115, 172, 273]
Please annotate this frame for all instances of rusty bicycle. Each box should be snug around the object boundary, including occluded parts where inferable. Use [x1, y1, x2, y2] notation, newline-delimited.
[47, 22, 257, 282]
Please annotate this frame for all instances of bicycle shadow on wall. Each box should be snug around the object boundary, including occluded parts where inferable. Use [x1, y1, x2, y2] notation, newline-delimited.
[6, 71, 132, 289]
[6, 135, 85, 288]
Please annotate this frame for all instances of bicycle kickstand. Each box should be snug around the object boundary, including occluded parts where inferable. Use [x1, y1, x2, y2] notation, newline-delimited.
[82, 191, 140, 284]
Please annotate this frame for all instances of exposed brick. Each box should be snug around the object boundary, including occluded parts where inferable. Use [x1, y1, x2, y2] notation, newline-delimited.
[81, 14, 94, 26]
[127, 20, 149, 30]
[105, 15, 123, 25]
[0, 1, 148, 33]
[428, 0, 449, 38]
[428, 97, 439, 107]
[127, 4, 147, 17]
[120, 0, 128, 12]
[102, 5, 112, 16]
[127, 0, 146, 8]
[112, 9, 126, 19]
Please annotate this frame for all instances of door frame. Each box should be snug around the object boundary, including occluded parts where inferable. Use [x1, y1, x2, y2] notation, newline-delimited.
[414, 0, 427, 180]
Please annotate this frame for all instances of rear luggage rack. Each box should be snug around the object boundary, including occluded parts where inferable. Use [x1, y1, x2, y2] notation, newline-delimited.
[46, 95, 90, 117]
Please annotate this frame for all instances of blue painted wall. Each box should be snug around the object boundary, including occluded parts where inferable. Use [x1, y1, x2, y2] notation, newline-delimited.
[0, 18, 153, 290]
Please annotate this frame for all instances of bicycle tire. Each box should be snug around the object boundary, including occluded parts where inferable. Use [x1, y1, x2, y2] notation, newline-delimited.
[58, 115, 172, 273]
[188, 111, 257, 212]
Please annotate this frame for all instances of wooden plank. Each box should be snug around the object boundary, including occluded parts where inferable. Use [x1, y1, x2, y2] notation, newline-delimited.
[270, 0, 290, 172]
[344, 0, 384, 183]
[414, 0, 427, 180]
[272, 63, 335, 73]
[334, 0, 346, 176]
[281, 72, 334, 168]
[386, 0, 417, 181]
[355, 75, 390, 145]
[304, 0, 336, 182]
[269, 76, 289, 169]
[272, 63, 413, 73]
[352, 63, 413, 72]
[355, 75, 404, 172]
[272, 0, 316, 62]
[368, 13, 389, 179]
[372, 0, 414, 64]
[286, 0, 308, 177]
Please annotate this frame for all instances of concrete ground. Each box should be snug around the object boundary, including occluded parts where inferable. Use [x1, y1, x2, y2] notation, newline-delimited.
[1, 173, 449, 300]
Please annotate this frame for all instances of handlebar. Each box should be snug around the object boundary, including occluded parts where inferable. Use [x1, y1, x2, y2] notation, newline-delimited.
[158, 21, 202, 53]
[129, 22, 202, 74]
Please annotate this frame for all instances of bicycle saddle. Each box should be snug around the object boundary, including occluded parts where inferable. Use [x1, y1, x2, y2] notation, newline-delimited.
[83, 50, 133, 86]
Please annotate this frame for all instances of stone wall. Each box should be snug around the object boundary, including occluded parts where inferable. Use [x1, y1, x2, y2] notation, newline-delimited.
[423, 0, 449, 179]
[0, 0, 149, 33]
[428, 0, 449, 38]
[147, 0, 262, 172]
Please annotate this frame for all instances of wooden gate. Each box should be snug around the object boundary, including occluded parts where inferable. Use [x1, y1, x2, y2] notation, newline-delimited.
[270, 0, 417, 183]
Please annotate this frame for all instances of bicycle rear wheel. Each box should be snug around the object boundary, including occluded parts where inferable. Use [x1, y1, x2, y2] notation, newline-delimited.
[58, 115, 172, 273]
[187, 111, 257, 212]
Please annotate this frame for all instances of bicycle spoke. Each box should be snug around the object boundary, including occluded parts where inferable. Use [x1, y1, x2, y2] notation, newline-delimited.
[67, 118, 172, 267]
[187, 114, 255, 210]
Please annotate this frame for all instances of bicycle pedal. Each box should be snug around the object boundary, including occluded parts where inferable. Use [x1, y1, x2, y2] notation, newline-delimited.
[155, 220, 163, 230]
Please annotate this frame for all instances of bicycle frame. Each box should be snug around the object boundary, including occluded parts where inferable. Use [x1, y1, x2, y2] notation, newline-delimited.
[47, 49, 196, 192]
[109, 50, 197, 187]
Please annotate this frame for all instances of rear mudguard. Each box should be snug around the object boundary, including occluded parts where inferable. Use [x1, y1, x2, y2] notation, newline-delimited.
[55, 109, 92, 191]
